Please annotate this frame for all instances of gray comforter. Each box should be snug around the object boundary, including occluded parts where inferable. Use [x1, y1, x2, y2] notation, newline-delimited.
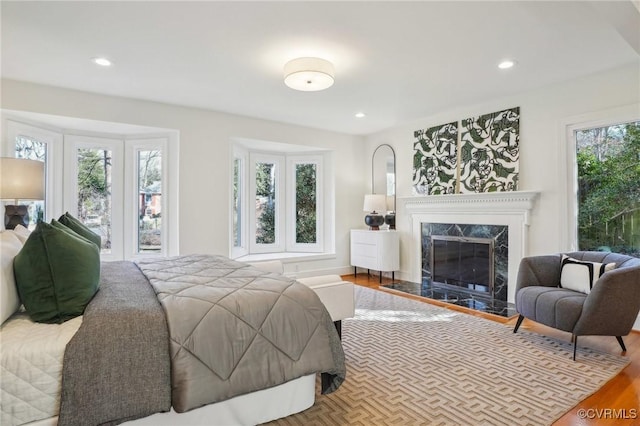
[58, 256, 344, 425]
[136, 254, 345, 413]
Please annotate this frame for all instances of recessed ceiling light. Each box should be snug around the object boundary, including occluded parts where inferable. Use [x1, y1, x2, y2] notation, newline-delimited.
[355, 112, 366, 118]
[92, 57, 112, 67]
[498, 60, 516, 69]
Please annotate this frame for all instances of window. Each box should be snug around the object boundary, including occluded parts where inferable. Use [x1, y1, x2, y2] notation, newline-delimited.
[575, 121, 640, 257]
[64, 135, 168, 260]
[137, 149, 163, 253]
[249, 153, 284, 253]
[7, 120, 64, 225]
[65, 135, 124, 259]
[5, 119, 175, 260]
[231, 142, 328, 259]
[231, 149, 247, 259]
[287, 156, 322, 252]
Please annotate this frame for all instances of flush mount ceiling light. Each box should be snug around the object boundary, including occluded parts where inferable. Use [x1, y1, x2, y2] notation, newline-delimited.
[498, 59, 516, 69]
[92, 57, 112, 67]
[284, 57, 334, 91]
[355, 112, 366, 118]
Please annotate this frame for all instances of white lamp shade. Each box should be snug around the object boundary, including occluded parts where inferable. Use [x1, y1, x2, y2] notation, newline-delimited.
[363, 194, 387, 213]
[284, 57, 335, 91]
[0, 158, 45, 200]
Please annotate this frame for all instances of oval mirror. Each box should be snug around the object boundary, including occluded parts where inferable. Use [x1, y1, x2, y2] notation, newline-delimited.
[372, 144, 396, 213]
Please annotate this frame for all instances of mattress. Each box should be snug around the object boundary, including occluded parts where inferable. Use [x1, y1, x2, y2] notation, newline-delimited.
[1, 311, 82, 426]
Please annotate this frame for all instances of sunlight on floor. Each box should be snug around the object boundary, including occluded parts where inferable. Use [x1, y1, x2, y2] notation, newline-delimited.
[352, 308, 458, 323]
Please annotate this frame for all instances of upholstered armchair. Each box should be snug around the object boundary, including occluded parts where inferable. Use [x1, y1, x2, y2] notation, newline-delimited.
[513, 251, 640, 360]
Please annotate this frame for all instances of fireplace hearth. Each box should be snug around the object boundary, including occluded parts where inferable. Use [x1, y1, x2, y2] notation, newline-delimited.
[383, 280, 516, 317]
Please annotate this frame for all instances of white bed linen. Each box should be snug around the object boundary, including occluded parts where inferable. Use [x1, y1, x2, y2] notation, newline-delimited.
[1, 312, 82, 426]
[23, 374, 315, 426]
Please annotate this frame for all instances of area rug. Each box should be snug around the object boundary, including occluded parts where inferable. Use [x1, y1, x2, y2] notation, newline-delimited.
[269, 286, 630, 426]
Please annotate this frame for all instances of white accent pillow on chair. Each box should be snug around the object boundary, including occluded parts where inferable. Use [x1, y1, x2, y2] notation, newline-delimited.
[560, 255, 615, 294]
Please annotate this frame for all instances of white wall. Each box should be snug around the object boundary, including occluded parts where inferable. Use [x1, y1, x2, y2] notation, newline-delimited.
[3, 63, 639, 280]
[1, 79, 367, 276]
[365, 63, 640, 275]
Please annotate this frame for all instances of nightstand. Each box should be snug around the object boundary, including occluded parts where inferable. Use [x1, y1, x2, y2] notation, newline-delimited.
[350, 229, 399, 283]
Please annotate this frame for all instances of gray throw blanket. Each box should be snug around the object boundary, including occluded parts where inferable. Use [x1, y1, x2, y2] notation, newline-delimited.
[58, 261, 171, 426]
[136, 254, 346, 413]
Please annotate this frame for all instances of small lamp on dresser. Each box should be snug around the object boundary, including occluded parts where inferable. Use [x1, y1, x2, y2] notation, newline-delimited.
[363, 194, 386, 230]
[0, 157, 45, 230]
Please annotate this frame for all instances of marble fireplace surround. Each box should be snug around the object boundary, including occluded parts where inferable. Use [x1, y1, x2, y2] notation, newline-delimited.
[398, 191, 539, 304]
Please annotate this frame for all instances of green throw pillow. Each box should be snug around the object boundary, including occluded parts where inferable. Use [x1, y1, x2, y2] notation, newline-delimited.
[58, 212, 101, 249]
[50, 218, 91, 242]
[13, 221, 100, 323]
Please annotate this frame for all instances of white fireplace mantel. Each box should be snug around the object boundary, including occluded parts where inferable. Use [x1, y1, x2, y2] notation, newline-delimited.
[398, 191, 540, 304]
[400, 191, 539, 224]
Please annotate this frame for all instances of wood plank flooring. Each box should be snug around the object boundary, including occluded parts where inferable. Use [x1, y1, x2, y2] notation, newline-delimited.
[342, 273, 640, 426]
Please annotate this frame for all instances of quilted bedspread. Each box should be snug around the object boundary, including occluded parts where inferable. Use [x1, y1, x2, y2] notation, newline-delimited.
[0, 312, 82, 426]
[136, 254, 345, 413]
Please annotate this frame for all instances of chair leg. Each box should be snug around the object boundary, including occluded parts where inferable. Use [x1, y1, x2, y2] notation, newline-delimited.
[573, 335, 578, 361]
[616, 336, 627, 352]
[513, 314, 525, 333]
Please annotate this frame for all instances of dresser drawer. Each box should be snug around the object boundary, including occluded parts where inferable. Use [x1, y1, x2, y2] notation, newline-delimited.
[350, 229, 399, 272]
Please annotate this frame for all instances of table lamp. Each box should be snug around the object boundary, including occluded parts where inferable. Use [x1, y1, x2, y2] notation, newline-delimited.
[363, 194, 386, 230]
[0, 157, 45, 229]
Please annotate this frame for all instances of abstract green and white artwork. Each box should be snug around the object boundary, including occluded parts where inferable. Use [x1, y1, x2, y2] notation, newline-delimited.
[459, 107, 520, 193]
[412, 107, 520, 195]
[412, 122, 458, 195]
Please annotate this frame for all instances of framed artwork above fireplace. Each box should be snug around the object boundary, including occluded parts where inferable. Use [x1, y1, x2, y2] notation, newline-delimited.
[412, 106, 520, 195]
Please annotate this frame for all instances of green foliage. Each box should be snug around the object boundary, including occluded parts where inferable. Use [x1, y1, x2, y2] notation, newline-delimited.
[255, 163, 274, 197]
[577, 122, 640, 256]
[255, 162, 276, 244]
[295, 164, 317, 244]
[77, 149, 110, 218]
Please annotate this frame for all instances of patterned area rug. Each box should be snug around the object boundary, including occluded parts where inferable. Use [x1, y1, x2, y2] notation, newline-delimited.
[269, 286, 630, 426]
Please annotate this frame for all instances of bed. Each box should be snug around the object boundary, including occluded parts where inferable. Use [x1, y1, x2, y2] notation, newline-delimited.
[1, 229, 345, 426]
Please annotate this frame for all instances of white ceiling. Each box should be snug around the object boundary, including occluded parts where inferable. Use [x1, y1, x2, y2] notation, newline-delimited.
[2, 1, 639, 136]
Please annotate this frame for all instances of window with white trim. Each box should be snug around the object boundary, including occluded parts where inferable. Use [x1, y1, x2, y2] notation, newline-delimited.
[6, 120, 63, 226]
[231, 143, 328, 258]
[4, 119, 174, 260]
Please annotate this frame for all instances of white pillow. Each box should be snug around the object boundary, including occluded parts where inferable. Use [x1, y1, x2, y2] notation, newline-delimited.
[560, 255, 615, 294]
[1, 230, 24, 324]
[11, 224, 31, 244]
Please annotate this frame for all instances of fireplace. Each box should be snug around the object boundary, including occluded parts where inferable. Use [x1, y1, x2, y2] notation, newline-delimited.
[387, 191, 539, 316]
[422, 223, 508, 303]
[430, 236, 494, 295]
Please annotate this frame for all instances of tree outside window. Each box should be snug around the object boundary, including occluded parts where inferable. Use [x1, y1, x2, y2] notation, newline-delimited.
[576, 122, 640, 257]
[77, 148, 112, 250]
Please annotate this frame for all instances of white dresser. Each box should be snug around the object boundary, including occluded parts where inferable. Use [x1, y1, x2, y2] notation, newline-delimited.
[350, 229, 399, 282]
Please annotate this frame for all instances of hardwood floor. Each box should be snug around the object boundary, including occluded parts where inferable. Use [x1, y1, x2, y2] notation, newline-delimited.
[342, 273, 640, 426]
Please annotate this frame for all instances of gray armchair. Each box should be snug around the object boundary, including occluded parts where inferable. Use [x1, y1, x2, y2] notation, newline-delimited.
[513, 251, 640, 360]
